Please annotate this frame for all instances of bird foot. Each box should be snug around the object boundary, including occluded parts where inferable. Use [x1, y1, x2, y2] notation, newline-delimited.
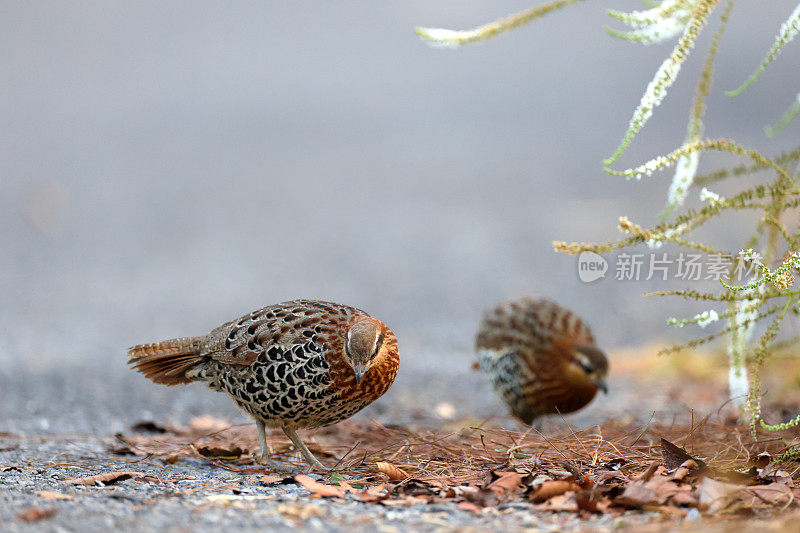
[303, 458, 328, 473]
[253, 453, 296, 473]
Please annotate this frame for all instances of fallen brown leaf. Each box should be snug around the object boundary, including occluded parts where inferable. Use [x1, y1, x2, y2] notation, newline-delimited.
[487, 471, 524, 495]
[671, 459, 700, 481]
[530, 480, 582, 503]
[745, 483, 797, 506]
[338, 480, 356, 492]
[197, 444, 245, 458]
[661, 438, 706, 470]
[376, 461, 409, 481]
[698, 476, 745, 513]
[294, 475, 345, 498]
[539, 492, 579, 512]
[259, 475, 282, 484]
[131, 421, 168, 433]
[576, 493, 610, 514]
[65, 471, 144, 486]
[653, 480, 688, 503]
[637, 462, 661, 482]
[615, 480, 658, 508]
[36, 491, 73, 500]
[16, 507, 57, 522]
[457, 501, 482, 514]
[354, 483, 387, 503]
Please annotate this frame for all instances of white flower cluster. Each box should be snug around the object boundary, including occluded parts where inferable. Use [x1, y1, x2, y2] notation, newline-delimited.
[738, 248, 763, 267]
[667, 308, 719, 328]
[774, 4, 800, 56]
[646, 222, 690, 249]
[665, 151, 700, 209]
[604, 0, 713, 165]
[624, 155, 671, 179]
[694, 309, 719, 328]
[607, 0, 695, 45]
[699, 186, 723, 204]
[414, 27, 472, 49]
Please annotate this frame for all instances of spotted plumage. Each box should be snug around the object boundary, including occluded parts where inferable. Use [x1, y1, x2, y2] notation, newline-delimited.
[128, 300, 399, 471]
[475, 298, 608, 426]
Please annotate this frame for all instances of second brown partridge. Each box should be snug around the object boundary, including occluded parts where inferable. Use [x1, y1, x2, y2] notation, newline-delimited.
[128, 299, 399, 472]
[475, 297, 608, 426]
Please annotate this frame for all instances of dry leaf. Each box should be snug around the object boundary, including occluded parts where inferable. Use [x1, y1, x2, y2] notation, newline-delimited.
[259, 475, 282, 484]
[539, 493, 579, 512]
[671, 488, 699, 507]
[457, 501, 482, 514]
[745, 483, 796, 506]
[66, 471, 144, 486]
[698, 477, 744, 513]
[653, 480, 687, 503]
[16, 508, 57, 522]
[671, 459, 699, 481]
[637, 462, 661, 482]
[354, 483, 387, 503]
[376, 461, 409, 481]
[530, 480, 582, 503]
[749, 452, 772, 470]
[338, 480, 356, 492]
[294, 475, 345, 498]
[661, 438, 706, 470]
[615, 480, 657, 508]
[131, 421, 167, 433]
[197, 445, 245, 458]
[575, 493, 608, 514]
[486, 471, 524, 495]
[36, 491, 73, 500]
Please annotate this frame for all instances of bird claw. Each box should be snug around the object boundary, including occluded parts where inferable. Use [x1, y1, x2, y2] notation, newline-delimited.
[304, 460, 328, 473]
[253, 453, 295, 474]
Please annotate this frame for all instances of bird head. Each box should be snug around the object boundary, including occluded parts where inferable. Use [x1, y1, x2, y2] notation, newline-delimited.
[563, 344, 609, 394]
[345, 317, 386, 384]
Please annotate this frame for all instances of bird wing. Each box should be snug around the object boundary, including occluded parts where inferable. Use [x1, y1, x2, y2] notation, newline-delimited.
[206, 300, 360, 367]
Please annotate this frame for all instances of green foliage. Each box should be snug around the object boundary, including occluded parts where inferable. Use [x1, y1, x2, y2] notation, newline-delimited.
[415, 1, 800, 439]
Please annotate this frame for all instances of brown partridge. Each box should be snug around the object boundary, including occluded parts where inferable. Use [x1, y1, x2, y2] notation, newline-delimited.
[128, 299, 399, 472]
[475, 298, 608, 426]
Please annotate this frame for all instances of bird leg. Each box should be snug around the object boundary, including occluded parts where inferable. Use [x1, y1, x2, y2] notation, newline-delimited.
[282, 427, 327, 472]
[254, 419, 294, 473]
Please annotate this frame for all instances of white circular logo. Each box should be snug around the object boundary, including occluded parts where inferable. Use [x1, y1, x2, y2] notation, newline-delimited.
[578, 251, 608, 283]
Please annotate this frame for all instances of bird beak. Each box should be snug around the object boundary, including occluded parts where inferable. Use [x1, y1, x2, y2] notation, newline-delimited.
[353, 363, 367, 384]
[593, 376, 608, 394]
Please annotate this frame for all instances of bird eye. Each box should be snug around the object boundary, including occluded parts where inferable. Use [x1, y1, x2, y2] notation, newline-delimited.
[573, 358, 594, 374]
[371, 333, 384, 358]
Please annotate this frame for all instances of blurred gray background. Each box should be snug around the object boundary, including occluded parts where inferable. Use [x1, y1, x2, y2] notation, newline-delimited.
[1, 1, 798, 433]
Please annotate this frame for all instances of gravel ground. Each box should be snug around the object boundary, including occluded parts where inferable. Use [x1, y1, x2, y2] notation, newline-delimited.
[1, 433, 666, 532]
[0, 348, 725, 531]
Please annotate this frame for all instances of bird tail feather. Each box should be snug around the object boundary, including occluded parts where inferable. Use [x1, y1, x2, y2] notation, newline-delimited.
[127, 337, 205, 386]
